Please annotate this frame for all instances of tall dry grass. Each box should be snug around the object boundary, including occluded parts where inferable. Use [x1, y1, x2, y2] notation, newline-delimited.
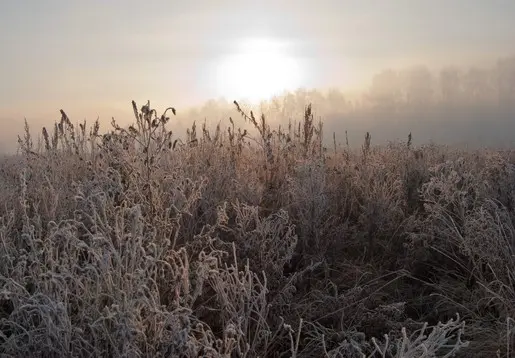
[0, 100, 513, 357]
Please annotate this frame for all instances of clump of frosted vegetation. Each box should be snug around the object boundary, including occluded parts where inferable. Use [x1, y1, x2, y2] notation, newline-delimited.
[0, 99, 513, 357]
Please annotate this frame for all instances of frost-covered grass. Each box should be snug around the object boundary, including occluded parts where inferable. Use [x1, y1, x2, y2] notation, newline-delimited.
[0, 100, 513, 357]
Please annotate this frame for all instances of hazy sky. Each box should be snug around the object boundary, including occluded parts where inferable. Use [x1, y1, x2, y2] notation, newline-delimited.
[1, 0, 515, 140]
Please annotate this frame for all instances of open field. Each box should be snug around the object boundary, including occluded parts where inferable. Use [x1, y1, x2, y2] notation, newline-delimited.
[0, 100, 514, 357]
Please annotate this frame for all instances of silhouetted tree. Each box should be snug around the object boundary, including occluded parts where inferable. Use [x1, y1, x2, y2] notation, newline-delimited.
[404, 65, 434, 108]
[326, 88, 348, 111]
[439, 66, 463, 106]
[463, 67, 492, 105]
[367, 69, 402, 112]
[495, 56, 515, 107]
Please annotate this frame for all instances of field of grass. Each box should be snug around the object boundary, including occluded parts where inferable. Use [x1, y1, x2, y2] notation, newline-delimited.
[0, 100, 514, 357]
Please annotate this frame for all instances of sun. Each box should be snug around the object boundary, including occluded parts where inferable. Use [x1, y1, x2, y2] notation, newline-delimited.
[214, 37, 303, 103]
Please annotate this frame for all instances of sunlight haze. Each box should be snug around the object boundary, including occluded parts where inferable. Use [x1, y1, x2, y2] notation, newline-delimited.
[213, 37, 305, 102]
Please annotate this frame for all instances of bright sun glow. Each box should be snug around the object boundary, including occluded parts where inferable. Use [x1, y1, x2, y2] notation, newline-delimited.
[214, 38, 304, 103]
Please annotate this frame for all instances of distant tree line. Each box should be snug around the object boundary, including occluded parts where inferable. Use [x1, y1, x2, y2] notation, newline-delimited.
[180, 55, 515, 148]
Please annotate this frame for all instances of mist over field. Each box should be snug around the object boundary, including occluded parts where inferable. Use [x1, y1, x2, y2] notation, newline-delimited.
[2, 2, 515, 357]
[182, 57, 515, 150]
[2, 56, 515, 153]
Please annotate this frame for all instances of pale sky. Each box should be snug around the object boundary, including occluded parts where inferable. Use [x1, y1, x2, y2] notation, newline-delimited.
[1, 0, 515, 150]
